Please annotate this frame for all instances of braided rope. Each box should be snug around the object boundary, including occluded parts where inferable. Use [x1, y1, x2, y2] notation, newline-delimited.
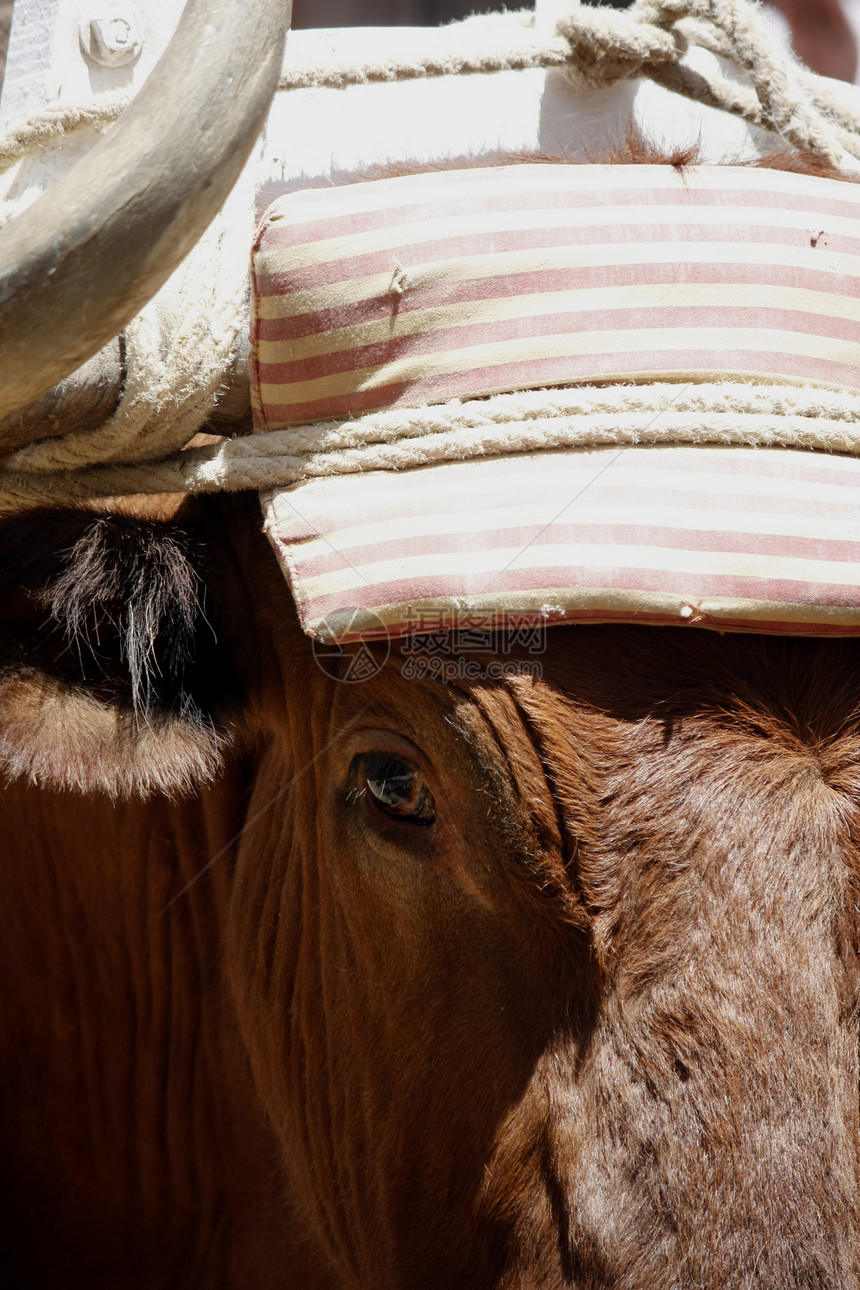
[0, 92, 129, 174]
[278, 1, 860, 164]
[4, 2, 853, 175]
[1, 0, 860, 510]
[2, 381, 860, 513]
[636, 0, 841, 161]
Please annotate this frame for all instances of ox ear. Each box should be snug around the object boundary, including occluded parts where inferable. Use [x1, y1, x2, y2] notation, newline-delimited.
[0, 501, 246, 798]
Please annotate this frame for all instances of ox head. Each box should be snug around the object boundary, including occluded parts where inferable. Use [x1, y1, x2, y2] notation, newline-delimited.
[3, 480, 860, 1288]
[3, 4, 860, 1280]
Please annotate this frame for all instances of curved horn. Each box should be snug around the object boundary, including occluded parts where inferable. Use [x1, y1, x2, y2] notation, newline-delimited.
[0, 0, 289, 421]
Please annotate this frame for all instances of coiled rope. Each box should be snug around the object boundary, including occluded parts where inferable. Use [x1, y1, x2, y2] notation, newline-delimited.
[1, 0, 860, 510]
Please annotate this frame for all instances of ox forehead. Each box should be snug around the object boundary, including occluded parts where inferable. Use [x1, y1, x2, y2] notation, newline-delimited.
[2, 493, 860, 1289]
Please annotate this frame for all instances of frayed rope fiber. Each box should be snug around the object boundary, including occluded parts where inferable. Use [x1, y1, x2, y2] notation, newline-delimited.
[3, 382, 860, 512]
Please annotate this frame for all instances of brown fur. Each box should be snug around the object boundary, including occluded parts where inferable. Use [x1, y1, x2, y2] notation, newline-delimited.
[225, 622, 860, 1290]
[5, 530, 860, 1287]
[0, 501, 252, 794]
[3, 148, 860, 1288]
[367, 138, 857, 183]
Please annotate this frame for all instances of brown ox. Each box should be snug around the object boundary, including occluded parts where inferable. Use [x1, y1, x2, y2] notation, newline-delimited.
[2, 113, 860, 1287]
[2, 482, 860, 1289]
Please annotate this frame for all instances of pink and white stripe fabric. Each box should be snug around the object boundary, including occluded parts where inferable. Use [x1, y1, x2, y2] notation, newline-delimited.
[251, 164, 860, 430]
[262, 445, 860, 641]
[253, 163, 860, 643]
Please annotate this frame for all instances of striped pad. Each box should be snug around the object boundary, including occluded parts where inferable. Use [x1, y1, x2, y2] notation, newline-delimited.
[262, 445, 860, 641]
[251, 164, 860, 430]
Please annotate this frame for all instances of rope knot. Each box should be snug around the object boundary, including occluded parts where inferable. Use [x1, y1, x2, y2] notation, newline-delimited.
[555, 3, 686, 85]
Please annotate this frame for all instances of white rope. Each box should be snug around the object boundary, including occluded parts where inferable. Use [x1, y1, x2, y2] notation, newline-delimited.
[635, 0, 842, 162]
[2, 0, 860, 511]
[0, 92, 129, 174]
[2, 381, 860, 512]
[1, 2, 855, 175]
[278, 1, 860, 164]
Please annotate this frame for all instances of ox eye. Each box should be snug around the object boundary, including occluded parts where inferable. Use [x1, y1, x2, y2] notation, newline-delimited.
[358, 753, 436, 826]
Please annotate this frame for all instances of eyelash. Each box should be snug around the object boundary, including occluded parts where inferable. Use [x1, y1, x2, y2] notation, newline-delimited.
[350, 753, 436, 826]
